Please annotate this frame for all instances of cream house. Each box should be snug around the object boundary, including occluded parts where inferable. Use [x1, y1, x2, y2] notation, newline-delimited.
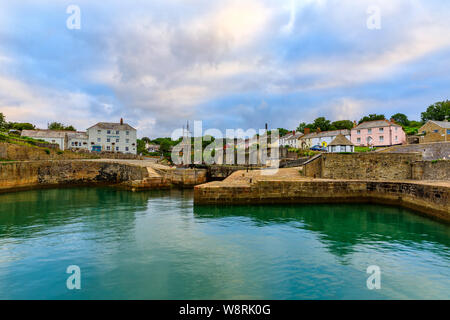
[87, 119, 137, 154]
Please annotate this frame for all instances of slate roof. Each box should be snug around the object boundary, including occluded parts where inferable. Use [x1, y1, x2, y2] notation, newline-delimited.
[21, 130, 67, 139]
[429, 120, 450, 129]
[354, 120, 401, 130]
[300, 129, 350, 139]
[67, 131, 88, 139]
[87, 122, 136, 131]
[286, 132, 303, 140]
[328, 134, 354, 146]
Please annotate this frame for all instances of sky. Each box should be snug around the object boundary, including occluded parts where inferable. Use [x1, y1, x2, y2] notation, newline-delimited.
[0, 0, 449, 138]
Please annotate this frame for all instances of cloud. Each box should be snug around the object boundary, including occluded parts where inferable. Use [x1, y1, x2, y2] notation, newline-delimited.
[0, 0, 449, 137]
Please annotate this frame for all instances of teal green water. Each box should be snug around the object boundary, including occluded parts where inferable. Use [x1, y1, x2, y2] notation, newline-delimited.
[0, 187, 449, 300]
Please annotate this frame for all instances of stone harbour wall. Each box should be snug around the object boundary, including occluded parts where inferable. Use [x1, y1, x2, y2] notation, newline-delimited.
[194, 179, 450, 222]
[0, 160, 207, 192]
[0, 160, 147, 191]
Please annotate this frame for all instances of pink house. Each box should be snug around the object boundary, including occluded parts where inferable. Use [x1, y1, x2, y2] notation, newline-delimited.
[350, 120, 406, 147]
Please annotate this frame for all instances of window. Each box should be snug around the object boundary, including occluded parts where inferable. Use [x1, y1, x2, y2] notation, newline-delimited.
[116, 139, 119, 143]
[107, 138, 110, 142]
[116, 147, 119, 151]
[97, 138, 101, 142]
[379, 136, 384, 142]
[357, 130, 361, 134]
[107, 130, 111, 134]
[395, 127, 398, 131]
[106, 146, 110, 151]
[126, 131, 129, 135]
[368, 129, 372, 134]
[125, 147, 129, 151]
[447, 129, 450, 134]
[71, 142, 75, 146]
[433, 129, 439, 133]
[126, 139, 129, 143]
[379, 128, 384, 132]
[97, 130, 101, 134]
[116, 130, 119, 134]
[357, 138, 361, 143]
[395, 136, 398, 141]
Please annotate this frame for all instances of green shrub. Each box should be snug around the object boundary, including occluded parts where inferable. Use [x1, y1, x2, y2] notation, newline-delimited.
[44, 148, 50, 155]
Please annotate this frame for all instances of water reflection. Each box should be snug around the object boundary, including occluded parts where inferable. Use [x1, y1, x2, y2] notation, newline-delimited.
[193, 204, 450, 260]
[0, 188, 448, 299]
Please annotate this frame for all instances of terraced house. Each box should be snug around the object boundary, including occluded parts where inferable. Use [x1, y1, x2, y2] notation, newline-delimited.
[299, 129, 351, 149]
[350, 120, 406, 147]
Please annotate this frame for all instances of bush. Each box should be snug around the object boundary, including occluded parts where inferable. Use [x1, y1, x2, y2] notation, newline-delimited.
[44, 148, 50, 155]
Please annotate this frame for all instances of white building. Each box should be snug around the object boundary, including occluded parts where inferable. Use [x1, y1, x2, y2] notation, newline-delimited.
[327, 134, 355, 153]
[67, 131, 89, 150]
[299, 129, 351, 149]
[21, 130, 67, 150]
[279, 132, 293, 147]
[87, 119, 137, 154]
[285, 132, 303, 148]
[145, 143, 160, 153]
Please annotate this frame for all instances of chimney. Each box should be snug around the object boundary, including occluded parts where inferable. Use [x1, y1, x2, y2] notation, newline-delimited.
[317, 127, 321, 132]
[304, 128, 310, 134]
[292, 130, 295, 135]
[390, 118, 395, 124]
[120, 118, 123, 125]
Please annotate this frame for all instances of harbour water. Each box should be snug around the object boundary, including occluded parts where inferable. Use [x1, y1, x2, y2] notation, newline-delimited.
[0, 187, 448, 299]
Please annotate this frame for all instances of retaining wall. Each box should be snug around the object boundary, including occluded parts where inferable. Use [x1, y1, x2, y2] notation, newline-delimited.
[194, 179, 450, 222]
[0, 160, 207, 192]
[302, 153, 423, 180]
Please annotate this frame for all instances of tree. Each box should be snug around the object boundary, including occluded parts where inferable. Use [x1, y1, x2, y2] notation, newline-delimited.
[358, 114, 385, 124]
[296, 122, 307, 133]
[330, 120, 354, 130]
[390, 113, 410, 126]
[141, 137, 151, 144]
[136, 139, 147, 154]
[277, 128, 290, 136]
[312, 117, 332, 131]
[0, 113, 6, 129]
[159, 140, 171, 154]
[48, 122, 76, 131]
[421, 100, 450, 122]
[10, 122, 35, 130]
